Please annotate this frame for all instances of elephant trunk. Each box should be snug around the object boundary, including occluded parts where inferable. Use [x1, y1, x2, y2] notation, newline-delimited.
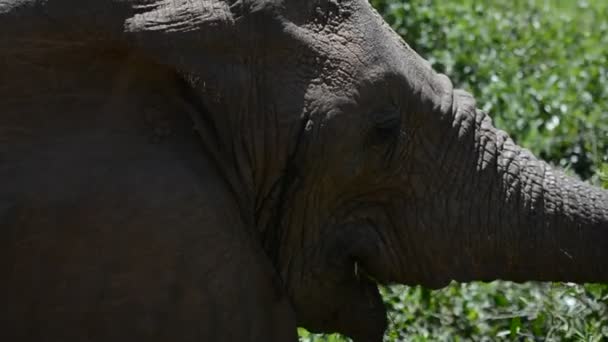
[402, 89, 608, 287]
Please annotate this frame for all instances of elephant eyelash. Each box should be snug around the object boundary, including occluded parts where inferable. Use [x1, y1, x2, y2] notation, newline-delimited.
[370, 105, 401, 132]
[363, 125, 400, 166]
[370, 108, 401, 129]
[365, 110, 402, 150]
[374, 120, 401, 138]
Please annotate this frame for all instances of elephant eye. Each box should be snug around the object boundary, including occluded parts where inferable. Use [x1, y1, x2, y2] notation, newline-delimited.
[368, 107, 401, 145]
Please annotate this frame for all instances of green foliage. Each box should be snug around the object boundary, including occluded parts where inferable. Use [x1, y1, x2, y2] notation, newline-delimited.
[302, 282, 608, 341]
[379, 283, 608, 341]
[300, 0, 608, 341]
[600, 163, 608, 188]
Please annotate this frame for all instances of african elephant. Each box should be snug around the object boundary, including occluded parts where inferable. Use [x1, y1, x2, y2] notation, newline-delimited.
[1, 0, 606, 341]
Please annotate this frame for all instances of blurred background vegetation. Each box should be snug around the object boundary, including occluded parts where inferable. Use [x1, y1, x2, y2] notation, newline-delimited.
[300, 0, 608, 341]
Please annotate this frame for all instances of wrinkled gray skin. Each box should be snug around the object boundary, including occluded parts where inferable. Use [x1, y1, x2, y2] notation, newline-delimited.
[1, 0, 607, 341]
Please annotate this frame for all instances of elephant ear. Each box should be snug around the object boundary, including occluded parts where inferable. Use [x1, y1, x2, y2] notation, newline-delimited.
[125, 0, 238, 34]
[123, 0, 296, 74]
[0, 0, 269, 72]
[123, 0, 243, 71]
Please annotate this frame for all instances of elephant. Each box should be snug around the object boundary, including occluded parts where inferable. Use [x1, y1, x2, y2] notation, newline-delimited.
[1, 0, 607, 341]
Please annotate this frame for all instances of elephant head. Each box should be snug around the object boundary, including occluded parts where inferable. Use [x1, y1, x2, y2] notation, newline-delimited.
[2, 0, 607, 341]
[200, 1, 606, 340]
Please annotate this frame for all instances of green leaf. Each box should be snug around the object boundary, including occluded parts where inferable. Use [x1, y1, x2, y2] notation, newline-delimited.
[510, 317, 522, 338]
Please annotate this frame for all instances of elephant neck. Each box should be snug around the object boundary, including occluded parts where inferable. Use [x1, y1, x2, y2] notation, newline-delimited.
[254, 116, 311, 265]
[181, 73, 310, 260]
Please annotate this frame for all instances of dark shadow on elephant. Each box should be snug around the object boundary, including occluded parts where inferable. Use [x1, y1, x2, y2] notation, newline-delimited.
[1, 1, 607, 341]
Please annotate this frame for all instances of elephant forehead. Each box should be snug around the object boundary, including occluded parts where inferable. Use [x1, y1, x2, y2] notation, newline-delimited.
[284, 2, 401, 91]
[281, 29, 363, 92]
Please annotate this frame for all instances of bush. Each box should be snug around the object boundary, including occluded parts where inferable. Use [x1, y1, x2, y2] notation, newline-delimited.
[300, 1, 608, 341]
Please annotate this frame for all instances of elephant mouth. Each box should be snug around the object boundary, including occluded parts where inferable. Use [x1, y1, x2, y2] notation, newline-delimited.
[287, 218, 391, 340]
[300, 262, 388, 342]
[335, 274, 388, 342]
